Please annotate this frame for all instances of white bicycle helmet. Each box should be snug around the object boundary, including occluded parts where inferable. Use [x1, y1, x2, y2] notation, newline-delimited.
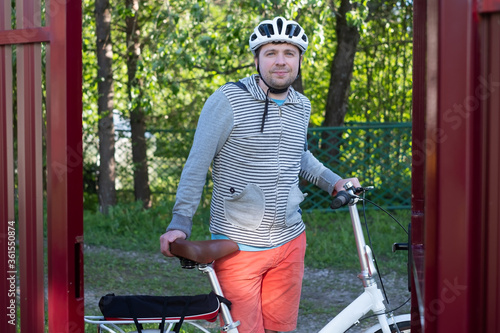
[249, 17, 308, 55]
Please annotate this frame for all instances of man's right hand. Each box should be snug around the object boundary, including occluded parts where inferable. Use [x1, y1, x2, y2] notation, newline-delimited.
[160, 230, 187, 257]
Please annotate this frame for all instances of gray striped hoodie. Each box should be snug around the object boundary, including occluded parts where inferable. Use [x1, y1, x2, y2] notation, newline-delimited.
[167, 74, 341, 247]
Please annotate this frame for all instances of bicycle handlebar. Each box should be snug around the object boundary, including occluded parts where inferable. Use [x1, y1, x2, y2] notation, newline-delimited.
[330, 183, 375, 210]
[330, 191, 352, 209]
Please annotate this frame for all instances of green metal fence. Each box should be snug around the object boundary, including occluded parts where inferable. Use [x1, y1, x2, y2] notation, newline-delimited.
[303, 123, 412, 211]
[84, 123, 412, 211]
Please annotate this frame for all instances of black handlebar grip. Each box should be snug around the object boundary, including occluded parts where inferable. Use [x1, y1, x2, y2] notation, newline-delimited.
[330, 191, 351, 209]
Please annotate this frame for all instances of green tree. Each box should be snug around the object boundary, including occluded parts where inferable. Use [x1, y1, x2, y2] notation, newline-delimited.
[82, 0, 413, 206]
[324, 0, 364, 127]
[350, 0, 413, 123]
[95, 0, 117, 213]
[125, 0, 151, 209]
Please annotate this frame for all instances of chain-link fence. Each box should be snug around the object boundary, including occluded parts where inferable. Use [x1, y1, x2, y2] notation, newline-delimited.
[83, 123, 412, 211]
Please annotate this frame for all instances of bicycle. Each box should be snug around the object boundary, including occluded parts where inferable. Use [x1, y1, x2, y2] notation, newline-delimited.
[85, 181, 411, 333]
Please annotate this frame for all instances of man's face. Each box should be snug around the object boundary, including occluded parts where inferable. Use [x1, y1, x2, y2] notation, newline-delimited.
[255, 42, 302, 91]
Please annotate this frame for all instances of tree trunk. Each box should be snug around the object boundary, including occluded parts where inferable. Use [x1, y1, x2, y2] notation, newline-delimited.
[126, 0, 151, 209]
[324, 0, 360, 127]
[322, 0, 361, 158]
[96, 0, 116, 214]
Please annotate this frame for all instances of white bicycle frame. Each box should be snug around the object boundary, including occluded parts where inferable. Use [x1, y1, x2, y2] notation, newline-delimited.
[318, 183, 409, 333]
[85, 183, 410, 333]
[200, 264, 240, 333]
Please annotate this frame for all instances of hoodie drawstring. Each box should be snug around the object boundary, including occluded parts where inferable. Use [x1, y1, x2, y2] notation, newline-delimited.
[261, 89, 271, 132]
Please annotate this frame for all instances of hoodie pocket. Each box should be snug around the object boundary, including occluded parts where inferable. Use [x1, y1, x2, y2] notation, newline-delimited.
[286, 185, 306, 227]
[224, 184, 265, 230]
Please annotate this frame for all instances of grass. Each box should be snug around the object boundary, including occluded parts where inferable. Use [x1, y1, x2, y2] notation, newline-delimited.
[84, 201, 212, 252]
[303, 208, 410, 273]
[84, 201, 410, 270]
[83, 201, 411, 332]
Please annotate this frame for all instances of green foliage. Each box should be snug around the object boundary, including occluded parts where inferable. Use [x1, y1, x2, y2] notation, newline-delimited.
[350, 0, 413, 123]
[346, 0, 369, 27]
[81, 0, 413, 130]
[81, 0, 414, 208]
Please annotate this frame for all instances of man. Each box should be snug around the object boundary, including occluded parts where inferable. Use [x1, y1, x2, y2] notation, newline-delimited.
[160, 17, 360, 333]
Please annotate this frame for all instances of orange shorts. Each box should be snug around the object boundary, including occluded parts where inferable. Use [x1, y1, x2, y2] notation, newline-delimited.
[213, 232, 306, 333]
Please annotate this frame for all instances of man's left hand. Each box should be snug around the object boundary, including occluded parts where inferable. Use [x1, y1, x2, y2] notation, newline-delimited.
[332, 178, 361, 196]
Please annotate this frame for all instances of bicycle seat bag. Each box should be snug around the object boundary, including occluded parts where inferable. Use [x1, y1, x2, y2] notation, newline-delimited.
[98, 291, 228, 333]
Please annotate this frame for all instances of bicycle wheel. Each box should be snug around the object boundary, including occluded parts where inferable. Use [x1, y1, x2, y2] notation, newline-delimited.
[373, 320, 411, 333]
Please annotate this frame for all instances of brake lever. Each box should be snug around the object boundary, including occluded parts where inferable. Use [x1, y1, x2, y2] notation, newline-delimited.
[354, 186, 374, 194]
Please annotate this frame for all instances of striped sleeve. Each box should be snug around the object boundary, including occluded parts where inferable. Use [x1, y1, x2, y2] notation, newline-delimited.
[167, 91, 234, 238]
[300, 150, 341, 195]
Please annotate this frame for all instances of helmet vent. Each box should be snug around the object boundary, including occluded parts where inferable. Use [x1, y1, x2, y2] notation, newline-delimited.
[258, 24, 274, 37]
[276, 18, 283, 34]
[285, 24, 301, 38]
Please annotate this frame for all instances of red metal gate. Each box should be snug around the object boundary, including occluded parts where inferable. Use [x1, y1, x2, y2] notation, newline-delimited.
[411, 0, 500, 332]
[0, 1, 83, 332]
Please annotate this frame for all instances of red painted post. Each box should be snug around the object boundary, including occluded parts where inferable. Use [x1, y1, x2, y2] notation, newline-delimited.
[17, 43, 45, 333]
[422, 0, 439, 329]
[46, 0, 85, 331]
[410, 0, 426, 331]
[0, 2, 16, 332]
[16, 0, 45, 331]
[478, 8, 500, 332]
[423, 1, 486, 332]
[1, 0, 84, 331]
